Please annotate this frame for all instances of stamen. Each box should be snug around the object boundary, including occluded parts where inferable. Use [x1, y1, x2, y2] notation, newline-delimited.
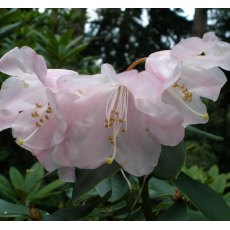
[168, 89, 209, 120]
[104, 86, 129, 165]
[120, 169, 132, 190]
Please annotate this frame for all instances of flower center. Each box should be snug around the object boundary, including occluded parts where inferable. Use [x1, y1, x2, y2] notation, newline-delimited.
[168, 80, 208, 120]
[17, 102, 53, 145]
[104, 86, 129, 164]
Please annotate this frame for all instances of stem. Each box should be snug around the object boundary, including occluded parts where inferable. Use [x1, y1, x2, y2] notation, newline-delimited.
[126, 57, 146, 71]
[138, 176, 153, 221]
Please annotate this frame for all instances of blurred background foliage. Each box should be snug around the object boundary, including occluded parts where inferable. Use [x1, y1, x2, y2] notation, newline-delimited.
[0, 8, 230, 220]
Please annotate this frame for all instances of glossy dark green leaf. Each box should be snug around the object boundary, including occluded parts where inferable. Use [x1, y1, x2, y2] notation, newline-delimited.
[24, 163, 44, 192]
[42, 204, 95, 221]
[31, 179, 64, 199]
[0, 175, 17, 202]
[186, 126, 224, 141]
[157, 199, 188, 221]
[95, 172, 129, 202]
[0, 199, 29, 218]
[9, 167, 25, 192]
[188, 209, 209, 221]
[43, 193, 111, 221]
[110, 173, 129, 202]
[152, 141, 186, 180]
[72, 162, 121, 203]
[148, 177, 177, 198]
[173, 172, 230, 220]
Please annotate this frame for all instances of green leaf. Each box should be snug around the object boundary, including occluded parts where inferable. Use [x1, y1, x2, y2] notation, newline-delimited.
[0, 199, 29, 218]
[186, 126, 224, 141]
[210, 174, 227, 194]
[0, 175, 17, 202]
[110, 173, 129, 202]
[152, 141, 186, 180]
[188, 209, 209, 221]
[95, 172, 129, 202]
[24, 163, 44, 192]
[43, 205, 95, 221]
[0, 22, 21, 36]
[148, 177, 177, 198]
[173, 172, 230, 220]
[43, 193, 111, 221]
[31, 180, 64, 199]
[223, 192, 230, 207]
[157, 200, 189, 221]
[72, 162, 121, 203]
[9, 167, 25, 192]
[208, 165, 219, 178]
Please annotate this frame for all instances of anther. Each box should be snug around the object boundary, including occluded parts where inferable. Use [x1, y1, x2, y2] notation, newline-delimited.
[182, 88, 188, 93]
[40, 119, 44, 123]
[119, 118, 124, 123]
[36, 122, 41, 127]
[31, 111, 39, 118]
[122, 128, 126, 133]
[109, 137, 115, 144]
[23, 81, 30, 88]
[45, 115, 49, 120]
[110, 117, 115, 122]
[145, 128, 149, 132]
[36, 103, 42, 108]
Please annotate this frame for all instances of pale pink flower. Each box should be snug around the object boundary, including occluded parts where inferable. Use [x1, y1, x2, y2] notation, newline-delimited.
[146, 32, 229, 127]
[0, 46, 78, 181]
[53, 64, 185, 177]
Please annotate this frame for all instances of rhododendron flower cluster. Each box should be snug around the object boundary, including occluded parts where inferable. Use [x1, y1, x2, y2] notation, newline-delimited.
[0, 32, 229, 182]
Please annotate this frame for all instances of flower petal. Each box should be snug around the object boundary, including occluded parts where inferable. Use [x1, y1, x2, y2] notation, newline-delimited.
[67, 91, 113, 169]
[57, 167, 76, 182]
[180, 65, 227, 101]
[116, 69, 160, 100]
[46, 69, 79, 90]
[0, 46, 47, 82]
[32, 148, 59, 172]
[163, 89, 208, 127]
[171, 37, 213, 59]
[133, 97, 184, 146]
[115, 96, 162, 176]
[146, 50, 180, 89]
[12, 108, 56, 150]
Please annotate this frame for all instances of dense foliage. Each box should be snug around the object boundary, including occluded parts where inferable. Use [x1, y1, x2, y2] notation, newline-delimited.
[0, 8, 230, 221]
